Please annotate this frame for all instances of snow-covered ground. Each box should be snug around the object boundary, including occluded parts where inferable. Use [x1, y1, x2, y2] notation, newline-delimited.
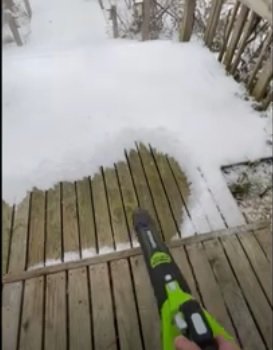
[3, 0, 272, 218]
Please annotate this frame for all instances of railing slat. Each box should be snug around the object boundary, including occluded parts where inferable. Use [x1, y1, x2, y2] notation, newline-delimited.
[204, 0, 224, 48]
[179, 0, 196, 42]
[251, 53, 273, 100]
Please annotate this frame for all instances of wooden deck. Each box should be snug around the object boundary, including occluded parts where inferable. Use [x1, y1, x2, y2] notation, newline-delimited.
[2, 143, 272, 350]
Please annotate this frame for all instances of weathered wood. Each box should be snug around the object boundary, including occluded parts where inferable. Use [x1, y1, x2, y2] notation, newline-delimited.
[230, 12, 259, 75]
[204, 0, 224, 48]
[46, 185, 62, 265]
[91, 171, 114, 252]
[7, 12, 23, 46]
[221, 234, 272, 348]
[89, 263, 117, 350]
[9, 195, 30, 273]
[130, 255, 161, 349]
[219, 1, 240, 62]
[116, 161, 139, 246]
[262, 89, 273, 109]
[110, 259, 143, 350]
[223, 4, 249, 71]
[104, 167, 131, 249]
[186, 242, 236, 338]
[152, 149, 195, 237]
[2, 202, 13, 274]
[62, 182, 80, 261]
[68, 267, 92, 350]
[3, 223, 269, 284]
[19, 277, 44, 350]
[23, 0, 32, 18]
[247, 29, 272, 89]
[142, 0, 151, 40]
[251, 52, 273, 100]
[76, 178, 96, 257]
[204, 239, 265, 349]
[137, 143, 178, 241]
[110, 5, 119, 38]
[239, 0, 272, 24]
[238, 232, 272, 305]
[2, 282, 23, 350]
[179, 0, 196, 42]
[45, 272, 66, 350]
[254, 227, 272, 261]
[28, 190, 45, 269]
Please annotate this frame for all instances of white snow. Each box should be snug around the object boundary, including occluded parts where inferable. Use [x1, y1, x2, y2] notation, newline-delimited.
[3, 0, 271, 217]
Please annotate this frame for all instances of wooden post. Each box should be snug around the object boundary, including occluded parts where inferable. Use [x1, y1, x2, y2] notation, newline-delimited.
[251, 53, 273, 101]
[262, 90, 272, 109]
[142, 0, 150, 41]
[7, 12, 23, 46]
[23, 0, 32, 18]
[204, 0, 224, 48]
[110, 5, 118, 38]
[179, 0, 196, 42]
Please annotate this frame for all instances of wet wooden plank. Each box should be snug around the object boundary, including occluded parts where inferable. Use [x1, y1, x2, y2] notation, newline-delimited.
[46, 185, 62, 265]
[130, 255, 161, 350]
[152, 150, 195, 237]
[9, 195, 30, 273]
[91, 172, 114, 253]
[2, 202, 13, 274]
[221, 235, 272, 348]
[76, 178, 96, 257]
[204, 0, 224, 48]
[137, 144, 178, 241]
[186, 242, 236, 338]
[204, 239, 265, 350]
[116, 161, 139, 246]
[2, 282, 23, 350]
[19, 277, 44, 350]
[111, 259, 143, 350]
[62, 182, 80, 261]
[238, 232, 272, 305]
[28, 190, 45, 269]
[68, 267, 92, 350]
[89, 263, 117, 350]
[104, 167, 131, 250]
[254, 227, 272, 261]
[44, 272, 66, 350]
[168, 157, 210, 234]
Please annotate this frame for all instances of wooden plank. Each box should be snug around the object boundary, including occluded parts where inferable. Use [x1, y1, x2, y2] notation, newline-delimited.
[219, 1, 240, 62]
[23, 0, 32, 18]
[179, 0, 196, 41]
[44, 272, 66, 350]
[247, 29, 272, 89]
[76, 178, 96, 257]
[152, 149, 196, 237]
[68, 267, 92, 350]
[130, 255, 161, 350]
[2, 282, 23, 350]
[89, 263, 117, 350]
[204, 239, 265, 350]
[221, 234, 272, 348]
[239, 0, 272, 24]
[3, 222, 269, 285]
[251, 53, 273, 100]
[2, 201, 13, 274]
[204, 0, 224, 48]
[104, 167, 131, 250]
[223, 4, 249, 71]
[126, 148, 159, 232]
[9, 195, 30, 273]
[28, 190, 45, 269]
[91, 172, 114, 253]
[137, 143, 178, 241]
[111, 259, 143, 350]
[116, 161, 139, 246]
[230, 12, 259, 75]
[186, 242, 237, 338]
[142, 0, 151, 40]
[7, 13, 23, 46]
[62, 182, 80, 261]
[254, 227, 272, 261]
[46, 184, 62, 265]
[262, 90, 273, 109]
[110, 5, 118, 38]
[19, 277, 44, 350]
[238, 232, 272, 305]
[168, 157, 211, 234]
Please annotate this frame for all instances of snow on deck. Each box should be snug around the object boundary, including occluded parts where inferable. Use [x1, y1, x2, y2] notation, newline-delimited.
[3, 0, 271, 211]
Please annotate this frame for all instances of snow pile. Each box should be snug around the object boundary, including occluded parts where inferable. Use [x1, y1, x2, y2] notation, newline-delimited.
[2, 0, 271, 205]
